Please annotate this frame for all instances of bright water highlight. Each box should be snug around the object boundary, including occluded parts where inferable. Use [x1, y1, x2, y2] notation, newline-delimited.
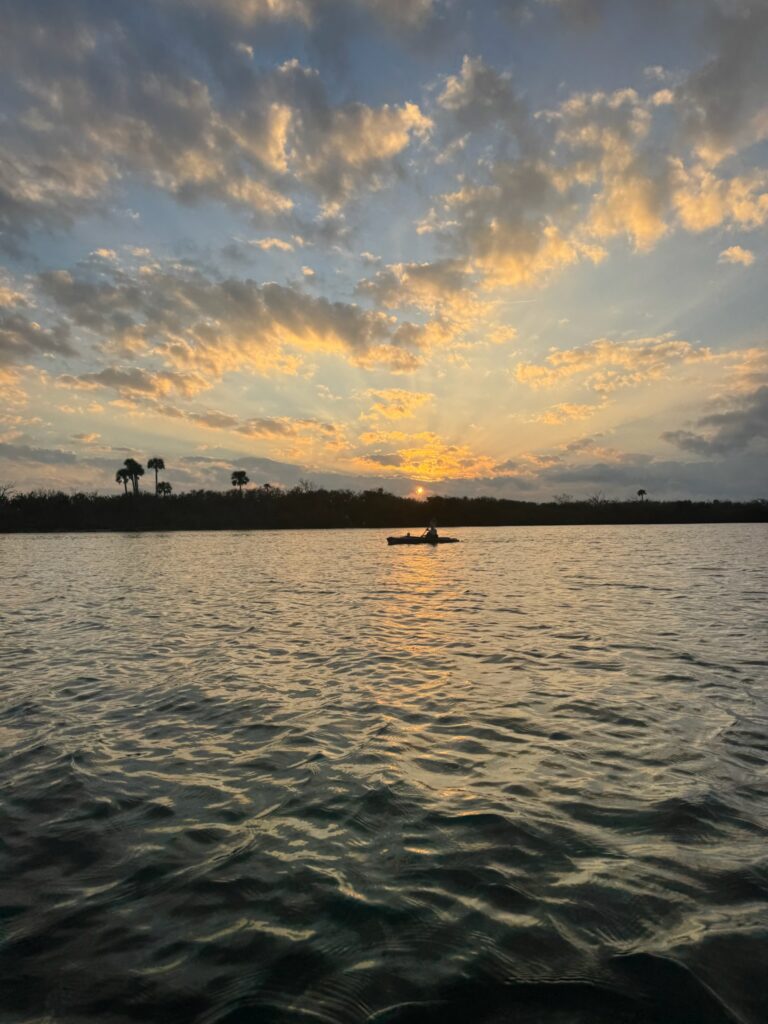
[1, 525, 767, 1023]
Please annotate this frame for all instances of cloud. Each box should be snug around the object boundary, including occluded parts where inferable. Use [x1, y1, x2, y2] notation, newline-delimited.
[421, 149, 607, 287]
[0, 272, 28, 309]
[586, 164, 670, 251]
[52, 385, 350, 461]
[671, 161, 768, 232]
[644, 65, 672, 83]
[663, 385, 768, 456]
[0, 442, 77, 465]
[515, 335, 709, 393]
[2, 1, 767, 504]
[291, 91, 432, 203]
[178, 0, 437, 31]
[723, 347, 768, 393]
[674, 0, 768, 164]
[355, 259, 495, 336]
[154, 402, 346, 446]
[548, 87, 669, 251]
[0, 311, 74, 366]
[176, 0, 313, 26]
[0, 9, 432, 246]
[252, 237, 295, 251]
[3, 436, 763, 501]
[422, 67, 768, 287]
[533, 401, 602, 424]
[0, 367, 29, 408]
[546, 78, 768, 249]
[437, 55, 526, 137]
[57, 366, 209, 399]
[39, 258, 434, 379]
[364, 388, 434, 420]
[356, 428, 497, 480]
[718, 245, 755, 267]
[361, 451, 403, 467]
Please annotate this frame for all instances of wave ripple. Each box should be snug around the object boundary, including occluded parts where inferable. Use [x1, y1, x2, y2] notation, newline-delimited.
[1, 525, 767, 1023]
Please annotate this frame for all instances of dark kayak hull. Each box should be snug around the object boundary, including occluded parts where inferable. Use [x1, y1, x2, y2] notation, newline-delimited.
[387, 536, 459, 545]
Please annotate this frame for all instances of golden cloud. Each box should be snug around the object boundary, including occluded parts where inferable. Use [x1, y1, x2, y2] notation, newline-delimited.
[252, 236, 295, 251]
[515, 335, 710, 393]
[672, 161, 768, 233]
[718, 245, 756, 267]
[474, 223, 607, 287]
[533, 402, 603, 424]
[586, 172, 668, 251]
[39, 261, 438, 381]
[355, 429, 496, 481]
[364, 388, 434, 420]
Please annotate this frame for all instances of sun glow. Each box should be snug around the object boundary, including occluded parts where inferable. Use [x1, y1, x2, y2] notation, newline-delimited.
[0, 0, 765, 501]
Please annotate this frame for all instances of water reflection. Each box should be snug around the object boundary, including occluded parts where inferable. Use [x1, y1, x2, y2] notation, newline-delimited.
[0, 525, 766, 1023]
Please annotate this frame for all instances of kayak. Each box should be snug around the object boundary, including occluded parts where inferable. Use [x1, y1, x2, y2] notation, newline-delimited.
[387, 535, 459, 545]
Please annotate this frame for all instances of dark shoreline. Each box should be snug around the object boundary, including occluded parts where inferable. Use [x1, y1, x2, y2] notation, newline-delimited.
[2, 487, 766, 533]
[2, 522, 765, 536]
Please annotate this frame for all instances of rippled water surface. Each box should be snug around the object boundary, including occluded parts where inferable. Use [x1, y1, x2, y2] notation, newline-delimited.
[1, 525, 767, 1024]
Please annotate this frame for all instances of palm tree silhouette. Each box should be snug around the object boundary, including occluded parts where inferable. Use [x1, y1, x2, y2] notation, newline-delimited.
[231, 470, 249, 494]
[157, 481, 172, 496]
[637, 488, 647, 502]
[123, 458, 145, 496]
[148, 456, 165, 495]
[116, 468, 130, 494]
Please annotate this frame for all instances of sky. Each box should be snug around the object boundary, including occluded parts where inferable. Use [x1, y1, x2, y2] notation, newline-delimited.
[1, 0, 767, 501]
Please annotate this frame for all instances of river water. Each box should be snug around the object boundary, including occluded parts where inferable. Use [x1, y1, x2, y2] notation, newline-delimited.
[1, 525, 767, 1023]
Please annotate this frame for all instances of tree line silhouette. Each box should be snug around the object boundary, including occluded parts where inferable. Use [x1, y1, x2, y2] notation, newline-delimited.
[0, 466, 765, 533]
[115, 456, 169, 496]
[113, 456, 252, 497]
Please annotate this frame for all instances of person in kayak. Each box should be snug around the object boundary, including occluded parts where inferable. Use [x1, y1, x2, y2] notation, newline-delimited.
[422, 521, 438, 540]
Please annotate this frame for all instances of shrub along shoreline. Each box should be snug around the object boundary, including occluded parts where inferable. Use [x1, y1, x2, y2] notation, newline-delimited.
[1, 487, 766, 533]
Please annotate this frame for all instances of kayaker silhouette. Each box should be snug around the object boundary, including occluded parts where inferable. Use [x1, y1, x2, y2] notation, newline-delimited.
[386, 523, 457, 545]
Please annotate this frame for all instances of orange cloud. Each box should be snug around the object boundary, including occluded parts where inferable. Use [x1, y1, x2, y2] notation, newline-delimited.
[356, 429, 496, 480]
